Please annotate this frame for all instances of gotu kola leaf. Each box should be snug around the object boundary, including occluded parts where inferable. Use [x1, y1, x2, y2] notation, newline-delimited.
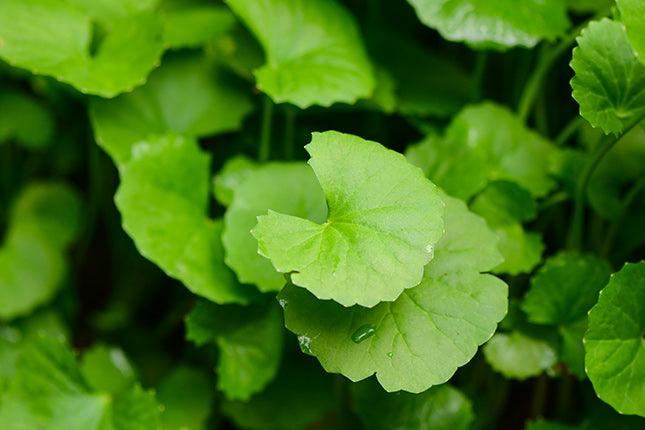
[483, 331, 557, 380]
[584, 262, 645, 417]
[0, 90, 54, 149]
[185, 300, 283, 401]
[251, 131, 445, 307]
[571, 18, 645, 135]
[617, 0, 645, 64]
[157, 366, 215, 430]
[278, 194, 507, 392]
[406, 0, 570, 50]
[114, 134, 257, 304]
[0, 0, 165, 97]
[224, 0, 374, 108]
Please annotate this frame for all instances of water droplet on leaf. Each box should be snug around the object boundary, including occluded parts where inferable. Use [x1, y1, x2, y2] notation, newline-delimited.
[351, 324, 376, 344]
[298, 335, 313, 355]
[387, 352, 393, 358]
[278, 299, 288, 309]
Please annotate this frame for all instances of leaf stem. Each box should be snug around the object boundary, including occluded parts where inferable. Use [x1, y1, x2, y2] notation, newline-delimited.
[283, 106, 296, 160]
[471, 50, 488, 101]
[567, 116, 644, 249]
[554, 116, 585, 146]
[259, 96, 273, 162]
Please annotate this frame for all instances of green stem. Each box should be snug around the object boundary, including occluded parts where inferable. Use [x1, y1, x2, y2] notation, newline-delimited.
[530, 375, 549, 418]
[555, 116, 585, 146]
[472, 50, 488, 101]
[283, 106, 296, 160]
[602, 176, 645, 257]
[259, 96, 273, 162]
[567, 116, 644, 249]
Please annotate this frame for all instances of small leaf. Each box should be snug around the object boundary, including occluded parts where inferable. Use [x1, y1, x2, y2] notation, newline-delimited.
[0, 0, 165, 97]
[483, 332, 557, 380]
[352, 379, 475, 430]
[160, 1, 236, 49]
[471, 181, 537, 226]
[80, 345, 136, 395]
[212, 156, 257, 207]
[525, 419, 578, 430]
[278, 195, 507, 392]
[222, 162, 326, 292]
[406, 0, 570, 50]
[115, 135, 257, 304]
[522, 252, 612, 326]
[617, 0, 645, 64]
[157, 366, 215, 430]
[224, 0, 374, 108]
[559, 318, 587, 379]
[492, 225, 544, 276]
[185, 301, 283, 401]
[584, 262, 645, 417]
[0, 90, 53, 149]
[571, 18, 645, 135]
[91, 53, 253, 164]
[252, 131, 445, 307]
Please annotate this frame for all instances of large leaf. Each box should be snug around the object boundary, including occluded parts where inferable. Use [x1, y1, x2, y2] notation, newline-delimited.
[90, 53, 253, 165]
[0, 336, 161, 429]
[278, 195, 507, 392]
[352, 380, 475, 430]
[222, 162, 326, 292]
[0, 0, 165, 97]
[405, 103, 558, 200]
[522, 252, 611, 326]
[0, 183, 82, 320]
[185, 301, 283, 400]
[114, 135, 257, 304]
[224, 0, 374, 107]
[571, 19, 645, 135]
[252, 131, 445, 307]
[584, 262, 645, 417]
[617, 0, 645, 64]
[406, 0, 569, 50]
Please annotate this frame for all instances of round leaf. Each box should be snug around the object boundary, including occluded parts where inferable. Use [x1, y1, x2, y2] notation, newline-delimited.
[483, 331, 557, 380]
[617, 0, 645, 64]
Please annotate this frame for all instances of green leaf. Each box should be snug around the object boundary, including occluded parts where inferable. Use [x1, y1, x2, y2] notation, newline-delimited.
[90, 53, 253, 165]
[0, 183, 82, 320]
[405, 102, 558, 200]
[212, 156, 257, 207]
[522, 252, 612, 326]
[222, 162, 326, 292]
[114, 135, 257, 304]
[160, 0, 236, 49]
[278, 195, 507, 392]
[584, 262, 645, 416]
[567, 0, 612, 13]
[406, 0, 570, 50]
[252, 131, 445, 307]
[525, 419, 578, 430]
[617, 0, 645, 64]
[352, 380, 475, 430]
[224, 0, 374, 108]
[559, 318, 587, 379]
[0, 0, 165, 97]
[471, 181, 537, 226]
[80, 345, 136, 395]
[483, 331, 557, 380]
[185, 301, 283, 400]
[571, 18, 645, 135]
[0, 335, 161, 429]
[221, 359, 337, 430]
[157, 367, 214, 430]
[491, 225, 544, 276]
[0, 90, 53, 149]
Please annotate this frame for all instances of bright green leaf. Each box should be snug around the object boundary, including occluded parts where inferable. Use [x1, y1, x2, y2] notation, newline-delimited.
[90, 53, 253, 164]
[522, 252, 611, 326]
[160, 0, 236, 49]
[115, 135, 257, 304]
[80, 345, 136, 395]
[584, 262, 645, 417]
[406, 0, 570, 50]
[224, 0, 374, 108]
[571, 18, 645, 135]
[0, 0, 165, 97]
[492, 225, 544, 276]
[157, 366, 214, 430]
[352, 380, 475, 430]
[617, 0, 645, 64]
[222, 162, 326, 292]
[212, 156, 257, 207]
[483, 331, 557, 380]
[252, 131, 445, 307]
[279, 195, 507, 392]
[185, 301, 283, 400]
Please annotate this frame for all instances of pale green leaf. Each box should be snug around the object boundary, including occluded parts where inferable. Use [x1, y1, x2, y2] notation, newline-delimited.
[522, 252, 612, 326]
[278, 195, 507, 392]
[352, 380, 474, 430]
[90, 53, 253, 165]
[0, 0, 165, 97]
[483, 332, 557, 380]
[491, 225, 544, 276]
[224, 0, 374, 108]
[157, 367, 214, 430]
[114, 135, 257, 304]
[617, 0, 645, 64]
[185, 301, 283, 400]
[160, 0, 236, 49]
[584, 262, 645, 417]
[212, 156, 256, 207]
[252, 131, 445, 307]
[222, 162, 326, 292]
[406, 0, 570, 50]
[571, 18, 645, 135]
